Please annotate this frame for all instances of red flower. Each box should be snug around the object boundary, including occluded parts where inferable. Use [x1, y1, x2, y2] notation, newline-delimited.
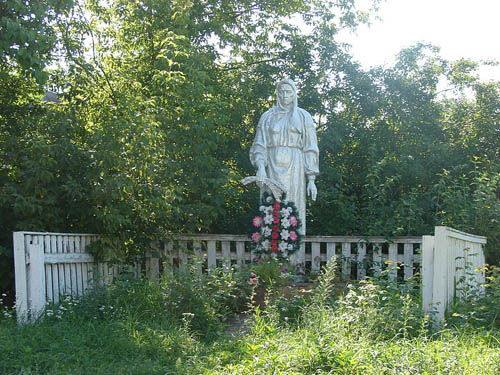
[273, 201, 280, 210]
[271, 232, 279, 239]
[273, 209, 279, 217]
[271, 240, 277, 247]
[272, 225, 279, 232]
[272, 216, 280, 224]
[270, 246, 278, 253]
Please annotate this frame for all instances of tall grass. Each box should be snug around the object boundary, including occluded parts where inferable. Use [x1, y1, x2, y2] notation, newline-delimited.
[1, 261, 499, 374]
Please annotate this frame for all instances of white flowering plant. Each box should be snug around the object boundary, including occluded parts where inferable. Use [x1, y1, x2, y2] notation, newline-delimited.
[249, 192, 303, 261]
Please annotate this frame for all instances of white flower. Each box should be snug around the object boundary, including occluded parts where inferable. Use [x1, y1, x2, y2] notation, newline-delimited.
[280, 229, 290, 241]
[287, 207, 293, 213]
[281, 217, 291, 228]
[262, 240, 270, 250]
[287, 244, 293, 250]
[259, 205, 266, 212]
[280, 207, 290, 218]
[279, 241, 288, 251]
[265, 205, 274, 214]
[261, 226, 272, 237]
[264, 214, 273, 225]
[266, 196, 273, 203]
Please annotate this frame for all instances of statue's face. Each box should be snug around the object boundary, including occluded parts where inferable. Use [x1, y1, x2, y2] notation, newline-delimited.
[277, 83, 295, 106]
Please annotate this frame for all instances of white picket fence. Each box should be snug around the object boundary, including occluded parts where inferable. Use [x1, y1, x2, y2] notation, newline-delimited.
[422, 226, 487, 322]
[150, 234, 423, 281]
[14, 227, 486, 323]
[13, 232, 119, 322]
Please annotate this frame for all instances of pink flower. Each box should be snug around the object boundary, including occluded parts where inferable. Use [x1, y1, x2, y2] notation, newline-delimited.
[289, 216, 298, 227]
[289, 231, 298, 241]
[251, 232, 261, 242]
[252, 216, 263, 227]
[272, 216, 280, 224]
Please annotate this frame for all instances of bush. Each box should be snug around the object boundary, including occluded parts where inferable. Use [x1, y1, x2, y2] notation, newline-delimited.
[448, 265, 500, 329]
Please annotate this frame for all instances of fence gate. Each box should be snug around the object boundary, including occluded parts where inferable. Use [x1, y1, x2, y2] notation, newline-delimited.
[422, 226, 487, 322]
[13, 232, 117, 322]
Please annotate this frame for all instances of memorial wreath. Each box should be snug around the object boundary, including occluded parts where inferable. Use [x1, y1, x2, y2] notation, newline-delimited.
[248, 192, 303, 260]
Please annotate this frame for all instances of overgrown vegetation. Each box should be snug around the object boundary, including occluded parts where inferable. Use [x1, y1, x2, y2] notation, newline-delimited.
[1, 262, 499, 374]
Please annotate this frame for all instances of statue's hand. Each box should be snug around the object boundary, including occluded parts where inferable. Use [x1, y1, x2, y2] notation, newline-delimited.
[256, 164, 267, 187]
[307, 180, 317, 201]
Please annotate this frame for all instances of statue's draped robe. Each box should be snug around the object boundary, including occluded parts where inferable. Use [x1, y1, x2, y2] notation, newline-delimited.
[250, 104, 319, 235]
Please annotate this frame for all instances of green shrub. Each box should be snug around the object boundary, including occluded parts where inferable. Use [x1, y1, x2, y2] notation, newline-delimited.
[448, 265, 500, 329]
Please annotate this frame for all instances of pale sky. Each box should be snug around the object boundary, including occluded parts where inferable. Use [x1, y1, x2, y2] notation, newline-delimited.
[340, 0, 500, 81]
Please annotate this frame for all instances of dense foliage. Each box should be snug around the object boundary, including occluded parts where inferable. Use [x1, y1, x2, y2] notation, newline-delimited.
[1, 0, 499, 299]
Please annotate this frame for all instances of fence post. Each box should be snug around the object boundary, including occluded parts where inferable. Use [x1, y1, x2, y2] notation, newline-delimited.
[421, 235, 435, 315]
[13, 232, 28, 323]
[28, 239, 46, 321]
[432, 226, 448, 322]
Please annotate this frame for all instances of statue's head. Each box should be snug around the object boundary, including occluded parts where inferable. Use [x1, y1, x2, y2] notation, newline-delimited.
[276, 78, 297, 108]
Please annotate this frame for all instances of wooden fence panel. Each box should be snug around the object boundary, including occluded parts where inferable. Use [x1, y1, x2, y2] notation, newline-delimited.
[425, 226, 487, 323]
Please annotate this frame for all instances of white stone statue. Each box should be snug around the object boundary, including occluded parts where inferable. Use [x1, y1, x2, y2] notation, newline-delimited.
[249, 78, 319, 235]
